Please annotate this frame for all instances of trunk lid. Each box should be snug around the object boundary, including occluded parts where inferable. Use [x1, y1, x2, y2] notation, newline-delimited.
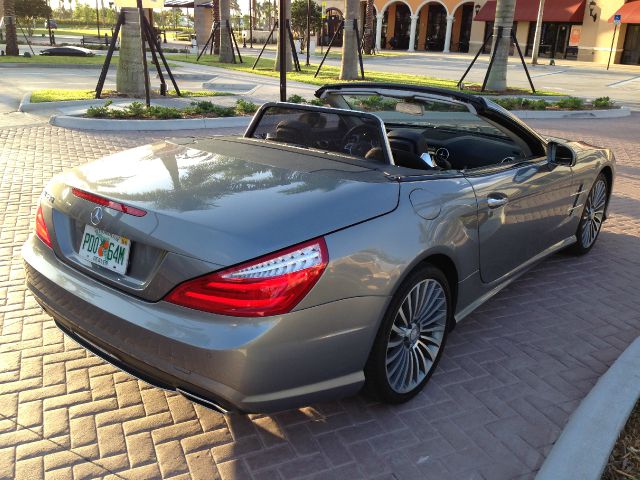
[48, 137, 399, 298]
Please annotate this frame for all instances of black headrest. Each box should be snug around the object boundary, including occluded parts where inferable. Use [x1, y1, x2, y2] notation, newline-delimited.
[387, 129, 429, 154]
[391, 148, 431, 170]
[275, 120, 307, 144]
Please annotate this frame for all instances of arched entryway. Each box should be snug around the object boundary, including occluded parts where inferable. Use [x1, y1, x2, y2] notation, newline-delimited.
[321, 8, 344, 46]
[451, 1, 474, 52]
[381, 1, 412, 49]
[416, 2, 447, 51]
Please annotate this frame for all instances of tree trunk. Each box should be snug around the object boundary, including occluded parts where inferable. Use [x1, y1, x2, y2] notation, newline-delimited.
[274, 0, 292, 71]
[213, 0, 220, 54]
[116, 8, 147, 97]
[2, 0, 20, 56]
[363, 0, 375, 55]
[340, 0, 359, 79]
[219, 0, 234, 62]
[484, 0, 516, 92]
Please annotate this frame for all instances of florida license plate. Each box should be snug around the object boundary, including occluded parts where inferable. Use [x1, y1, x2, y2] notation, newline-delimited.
[79, 225, 131, 275]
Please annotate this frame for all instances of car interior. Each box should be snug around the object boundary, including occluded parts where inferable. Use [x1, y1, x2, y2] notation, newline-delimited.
[248, 98, 541, 173]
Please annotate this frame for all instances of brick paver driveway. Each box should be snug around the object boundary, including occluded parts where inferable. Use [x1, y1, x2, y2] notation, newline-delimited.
[1, 117, 639, 480]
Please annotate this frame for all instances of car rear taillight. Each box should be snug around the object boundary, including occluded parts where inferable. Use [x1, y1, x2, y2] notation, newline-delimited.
[165, 238, 329, 317]
[35, 205, 52, 248]
[72, 188, 147, 217]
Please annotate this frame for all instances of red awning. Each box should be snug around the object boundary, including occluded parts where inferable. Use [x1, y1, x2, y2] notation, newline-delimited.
[475, 0, 585, 23]
[609, 1, 640, 23]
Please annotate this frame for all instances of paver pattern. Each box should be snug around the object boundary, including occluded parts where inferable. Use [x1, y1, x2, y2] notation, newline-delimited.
[1, 117, 639, 480]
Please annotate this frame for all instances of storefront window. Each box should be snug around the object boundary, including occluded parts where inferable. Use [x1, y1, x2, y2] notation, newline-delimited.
[525, 22, 579, 59]
[621, 24, 640, 65]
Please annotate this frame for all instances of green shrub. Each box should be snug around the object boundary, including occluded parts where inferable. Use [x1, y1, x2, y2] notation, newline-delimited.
[593, 96, 615, 109]
[146, 105, 182, 119]
[235, 99, 258, 115]
[287, 94, 306, 104]
[556, 97, 584, 110]
[309, 98, 327, 106]
[185, 101, 235, 117]
[86, 100, 113, 117]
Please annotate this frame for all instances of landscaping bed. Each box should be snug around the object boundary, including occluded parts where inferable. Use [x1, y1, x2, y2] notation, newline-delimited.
[493, 96, 617, 111]
[30, 89, 233, 103]
[85, 99, 257, 119]
[166, 54, 560, 96]
[602, 400, 640, 480]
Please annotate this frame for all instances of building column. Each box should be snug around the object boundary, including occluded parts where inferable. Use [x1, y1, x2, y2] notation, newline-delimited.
[408, 15, 418, 51]
[375, 13, 384, 50]
[443, 14, 454, 53]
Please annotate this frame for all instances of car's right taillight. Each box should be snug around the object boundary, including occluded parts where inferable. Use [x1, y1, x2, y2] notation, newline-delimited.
[35, 204, 52, 248]
[164, 238, 329, 317]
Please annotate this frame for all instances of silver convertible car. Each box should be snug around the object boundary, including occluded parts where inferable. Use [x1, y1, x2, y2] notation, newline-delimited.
[24, 84, 615, 413]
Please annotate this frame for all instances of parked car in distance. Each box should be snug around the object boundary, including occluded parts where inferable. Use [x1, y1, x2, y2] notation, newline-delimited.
[39, 46, 94, 57]
[23, 84, 615, 413]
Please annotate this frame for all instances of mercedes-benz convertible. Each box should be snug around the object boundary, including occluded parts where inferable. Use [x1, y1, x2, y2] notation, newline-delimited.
[23, 84, 615, 413]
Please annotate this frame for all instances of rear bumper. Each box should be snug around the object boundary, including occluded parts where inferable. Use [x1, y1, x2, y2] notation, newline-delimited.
[23, 235, 388, 413]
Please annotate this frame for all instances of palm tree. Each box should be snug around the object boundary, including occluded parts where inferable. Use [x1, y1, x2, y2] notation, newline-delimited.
[219, 0, 234, 62]
[116, 8, 147, 96]
[484, 0, 516, 91]
[3, 0, 20, 56]
[212, 0, 220, 53]
[274, 0, 292, 71]
[363, 0, 375, 54]
[339, 0, 359, 79]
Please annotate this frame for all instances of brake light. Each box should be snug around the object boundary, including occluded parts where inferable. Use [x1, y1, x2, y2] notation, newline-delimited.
[72, 188, 146, 217]
[165, 238, 329, 317]
[35, 205, 52, 248]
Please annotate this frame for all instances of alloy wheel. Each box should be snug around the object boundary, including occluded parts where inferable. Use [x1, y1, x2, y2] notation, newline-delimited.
[385, 279, 447, 394]
[581, 179, 607, 248]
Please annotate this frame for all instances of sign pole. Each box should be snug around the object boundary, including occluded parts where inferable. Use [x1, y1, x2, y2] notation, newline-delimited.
[608, 15, 621, 70]
[279, 0, 286, 100]
[306, 0, 311, 65]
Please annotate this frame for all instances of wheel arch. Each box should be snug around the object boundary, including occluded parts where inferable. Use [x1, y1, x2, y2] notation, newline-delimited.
[600, 165, 614, 219]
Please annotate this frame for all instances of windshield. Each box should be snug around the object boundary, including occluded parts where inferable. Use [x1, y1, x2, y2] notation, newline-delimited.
[338, 93, 511, 140]
[247, 105, 389, 162]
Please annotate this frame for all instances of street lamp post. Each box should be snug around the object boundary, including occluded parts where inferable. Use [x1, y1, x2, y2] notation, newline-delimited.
[249, 0, 253, 48]
[306, 0, 311, 65]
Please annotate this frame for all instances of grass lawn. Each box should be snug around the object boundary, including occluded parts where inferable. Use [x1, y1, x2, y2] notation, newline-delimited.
[30, 88, 234, 103]
[166, 54, 557, 95]
[0, 55, 108, 65]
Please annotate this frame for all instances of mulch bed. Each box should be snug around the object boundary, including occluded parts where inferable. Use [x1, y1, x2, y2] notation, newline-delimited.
[602, 400, 640, 480]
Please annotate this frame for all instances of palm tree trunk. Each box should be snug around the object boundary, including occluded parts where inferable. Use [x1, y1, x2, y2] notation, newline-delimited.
[484, 0, 516, 92]
[340, 0, 359, 79]
[2, 0, 20, 56]
[116, 8, 147, 97]
[274, 0, 292, 71]
[212, 0, 220, 54]
[363, 0, 375, 55]
[219, 0, 234, 62]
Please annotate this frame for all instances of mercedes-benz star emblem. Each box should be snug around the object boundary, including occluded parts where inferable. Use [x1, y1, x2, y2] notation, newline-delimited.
[90, 206, 103, 226]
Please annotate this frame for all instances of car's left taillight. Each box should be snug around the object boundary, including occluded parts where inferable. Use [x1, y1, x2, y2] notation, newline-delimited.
[35, 204, 52, 248]
[164, 238, 328, 317]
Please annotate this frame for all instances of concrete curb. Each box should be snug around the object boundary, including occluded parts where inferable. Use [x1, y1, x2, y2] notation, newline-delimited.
[49, 114, 251, 131]
[512, 106, 630, 119]
[535, 336, 640, 480]
[18, 93, 32, 112]
[0, 63, 102, 69]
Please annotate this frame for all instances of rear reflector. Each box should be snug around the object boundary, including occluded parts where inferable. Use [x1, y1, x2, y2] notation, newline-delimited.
[35, 204, 52, 248]
[165, 238, 329, 317]
[72, 188, 147, 217]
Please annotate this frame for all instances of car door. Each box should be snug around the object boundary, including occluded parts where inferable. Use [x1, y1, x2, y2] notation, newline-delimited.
[465, 157, 577, 284]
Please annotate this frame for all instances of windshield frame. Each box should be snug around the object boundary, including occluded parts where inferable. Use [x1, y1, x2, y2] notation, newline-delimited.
[244, 102, 396, 166]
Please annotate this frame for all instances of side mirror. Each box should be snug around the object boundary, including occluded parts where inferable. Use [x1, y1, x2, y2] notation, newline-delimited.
[548, 141, 576, 167]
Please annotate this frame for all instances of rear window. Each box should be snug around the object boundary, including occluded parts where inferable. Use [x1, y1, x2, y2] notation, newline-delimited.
[248, 105, 388, 161]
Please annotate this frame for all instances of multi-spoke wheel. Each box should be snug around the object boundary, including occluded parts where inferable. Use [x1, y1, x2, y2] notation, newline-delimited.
[570, 173, 609, 255]
[365, 264, 451, 403]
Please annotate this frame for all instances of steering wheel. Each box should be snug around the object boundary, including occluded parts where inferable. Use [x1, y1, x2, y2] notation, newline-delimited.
[341, 124, 380, 157]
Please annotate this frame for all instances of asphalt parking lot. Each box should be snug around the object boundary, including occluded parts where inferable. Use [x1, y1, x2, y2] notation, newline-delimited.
[1, 116, 639, 479]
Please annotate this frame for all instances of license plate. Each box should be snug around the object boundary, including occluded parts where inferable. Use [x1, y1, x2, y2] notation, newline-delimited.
[79, 225, 131, 275]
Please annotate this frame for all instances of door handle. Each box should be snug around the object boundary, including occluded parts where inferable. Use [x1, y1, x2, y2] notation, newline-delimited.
[487, 194, 508, 209]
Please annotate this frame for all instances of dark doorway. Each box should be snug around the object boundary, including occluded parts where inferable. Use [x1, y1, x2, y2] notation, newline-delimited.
[321, 8, 343, 46]
[525, 22, 578, 59]
[621, 24, 640, 65]
[425, 3, 446, 51]
[457, 3, 474, 52]
[393, 3, 412, 49]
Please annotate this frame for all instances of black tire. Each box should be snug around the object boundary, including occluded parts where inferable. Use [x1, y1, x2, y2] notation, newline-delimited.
[364, 264, 452, 404]
[568, 173, 608, 255]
